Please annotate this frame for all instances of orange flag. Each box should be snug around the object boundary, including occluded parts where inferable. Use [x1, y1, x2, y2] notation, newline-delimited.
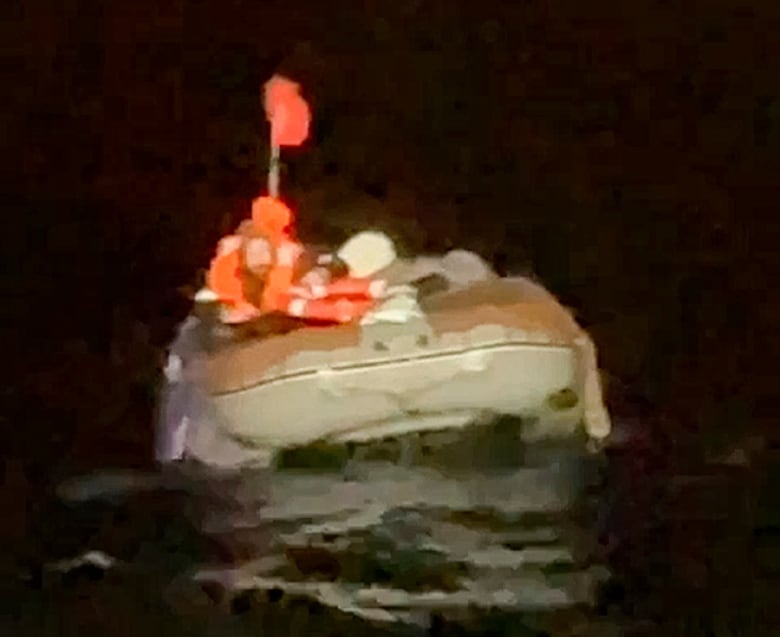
[264, 75, 311, 147]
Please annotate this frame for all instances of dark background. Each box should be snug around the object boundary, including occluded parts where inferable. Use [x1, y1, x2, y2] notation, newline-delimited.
[2, 0, 779, 631]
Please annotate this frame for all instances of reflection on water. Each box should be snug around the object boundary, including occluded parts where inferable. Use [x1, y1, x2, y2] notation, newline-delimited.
[5, 419, 775, 636]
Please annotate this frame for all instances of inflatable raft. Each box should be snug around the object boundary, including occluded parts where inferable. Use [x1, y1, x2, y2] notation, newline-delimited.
[168, 249, 611, 470]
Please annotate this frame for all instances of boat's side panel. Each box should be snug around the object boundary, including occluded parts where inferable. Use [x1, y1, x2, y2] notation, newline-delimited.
[211, 344, 582, 449]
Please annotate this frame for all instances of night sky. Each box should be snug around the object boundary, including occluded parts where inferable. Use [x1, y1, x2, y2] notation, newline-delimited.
[3, 0, 779, 622]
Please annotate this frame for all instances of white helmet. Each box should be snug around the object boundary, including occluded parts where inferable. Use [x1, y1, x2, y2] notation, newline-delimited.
[336, 230, 397, 278]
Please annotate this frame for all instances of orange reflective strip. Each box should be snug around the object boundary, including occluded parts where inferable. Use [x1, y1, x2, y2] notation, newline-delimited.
[321, 277, 374, 298]
[289, 297, 376, 323]
[258, 239, 303, 313]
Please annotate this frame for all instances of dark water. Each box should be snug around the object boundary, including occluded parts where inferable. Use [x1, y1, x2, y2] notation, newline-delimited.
[3, 303, 773, 635]
[3, 417, 776, 637]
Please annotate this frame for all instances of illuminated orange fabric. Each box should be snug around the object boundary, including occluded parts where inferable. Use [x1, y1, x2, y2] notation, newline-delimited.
[251, 196, 293, 241]
[207, 245, 248, 308]
[279, 275, 382, 323]
[264, 75, 311, 147]
[206, 196, 382, 324]
[320, 277, 376, 298]
[287, 297, 377, 323]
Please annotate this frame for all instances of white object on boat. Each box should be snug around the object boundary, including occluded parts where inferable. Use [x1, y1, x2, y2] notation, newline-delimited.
[336, 230, 398, 278]
[360, 288, 424, 325]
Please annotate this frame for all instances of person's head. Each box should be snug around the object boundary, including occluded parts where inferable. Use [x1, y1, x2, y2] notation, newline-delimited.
[251, 196, 293, 241]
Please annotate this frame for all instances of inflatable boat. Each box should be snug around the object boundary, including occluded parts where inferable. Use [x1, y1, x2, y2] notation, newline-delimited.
[167, 248, 611, 471]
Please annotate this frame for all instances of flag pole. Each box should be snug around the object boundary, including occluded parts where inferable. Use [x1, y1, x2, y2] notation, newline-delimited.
[268, 142, 280, 198]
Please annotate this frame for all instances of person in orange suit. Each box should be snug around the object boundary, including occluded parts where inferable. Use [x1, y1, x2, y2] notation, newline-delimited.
[206, 196, 386, 324]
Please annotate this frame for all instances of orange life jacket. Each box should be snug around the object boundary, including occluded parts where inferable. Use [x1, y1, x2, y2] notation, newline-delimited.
[280, 275, 386, 323]
[206, 235, 256, 313]
[287, 297, 377, 323]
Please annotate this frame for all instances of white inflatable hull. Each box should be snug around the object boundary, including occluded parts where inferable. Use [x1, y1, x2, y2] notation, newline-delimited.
[212, 340, 584, 452]
[172, 271, 611, 468]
